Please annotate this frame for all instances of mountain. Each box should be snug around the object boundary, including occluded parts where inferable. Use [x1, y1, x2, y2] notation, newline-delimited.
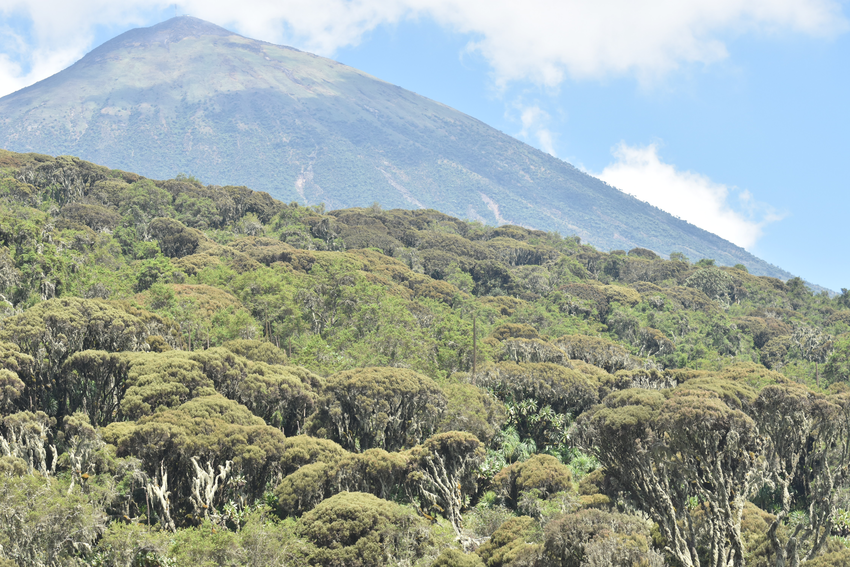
[0, 16, 795, 280]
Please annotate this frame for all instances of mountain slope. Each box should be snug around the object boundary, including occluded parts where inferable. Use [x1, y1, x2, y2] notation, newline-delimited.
[0, 16, 793, 279]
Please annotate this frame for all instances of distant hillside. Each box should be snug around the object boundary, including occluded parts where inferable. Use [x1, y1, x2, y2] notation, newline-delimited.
[0, 16, 796, 281]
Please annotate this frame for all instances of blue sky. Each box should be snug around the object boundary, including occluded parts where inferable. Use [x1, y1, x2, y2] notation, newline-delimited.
[1, 0, 849, 290]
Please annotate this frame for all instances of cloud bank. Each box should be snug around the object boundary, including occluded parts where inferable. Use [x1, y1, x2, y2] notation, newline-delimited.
[597, 143, 783, 250]
[1, 0, 847, 97]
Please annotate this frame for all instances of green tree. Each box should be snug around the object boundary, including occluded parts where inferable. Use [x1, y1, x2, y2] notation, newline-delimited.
[791, 325, 833, 387]
[406, 431, 484, 533]
[479, 361, 598, 437]
[298, 491, 431, 567]
[0, 474, 110, 565]
[334, 448, 410, 501]
[189, 348, 318, 434]
[754, 385, 850, 566]
[1, 411, 56, 475]
[135, 255, 173, 292]
[223, 339, 288, 365]
[275, 461, 333, 518]
[432, 548, 486, 567]
[149, 217, 200, 258]
[103, 395, 287, 521]
[492, 454, 573, 510]
[825, 335, 850, 384]
[0, 369, 24, 412]
[0, 342, 31, 412]
[475, 515, 541, 567]
[555, 334, 638, 373]
[62, 350, 130, 426]
[579, 381, 763, 567]
[118, 179, 174, 231]
[543, 508, 662, 567]
[118, 351, 216, 419]
[279, 435, 347, 476]
[437, 379, 506, 445]
[685, 266, 735, 303]
[311, 367, 446, 452]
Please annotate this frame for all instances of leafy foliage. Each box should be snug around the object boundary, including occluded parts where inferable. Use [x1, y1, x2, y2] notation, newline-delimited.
[1, 150, 849, 565]
[310, 367, 446, 452]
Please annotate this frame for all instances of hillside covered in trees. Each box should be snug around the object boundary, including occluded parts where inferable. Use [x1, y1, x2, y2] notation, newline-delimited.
[2, 150, 850, 566]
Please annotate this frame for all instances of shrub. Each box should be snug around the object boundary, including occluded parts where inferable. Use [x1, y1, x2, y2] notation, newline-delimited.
[298, 492, 431, 567]
[275, 462, 333, 518]
[476, 516, 541, 567]
[432, 548, 486, 567]
[493, 454, 573, 509]
[543, 508, 659, 567]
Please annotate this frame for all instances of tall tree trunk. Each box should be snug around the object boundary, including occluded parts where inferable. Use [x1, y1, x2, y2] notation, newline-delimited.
[472, 313, 477, 384]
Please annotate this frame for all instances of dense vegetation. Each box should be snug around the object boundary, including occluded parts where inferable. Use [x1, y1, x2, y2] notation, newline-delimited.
[0, 16, 796, 281]
[2, 149, 850, 566]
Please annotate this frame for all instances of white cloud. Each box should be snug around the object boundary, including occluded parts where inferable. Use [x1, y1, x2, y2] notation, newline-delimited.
[0, 44, 86, 95]
[515, 104, 557, 156]
[0, 0, 846, 97]
[443, 0, 846, 87]
[596, 142, 783, 249]
[0, 1, 157, 96]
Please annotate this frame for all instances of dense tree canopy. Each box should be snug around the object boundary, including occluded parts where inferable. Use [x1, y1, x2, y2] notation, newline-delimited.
[2, 150, 850, 566]
[311, 367, 446, 452]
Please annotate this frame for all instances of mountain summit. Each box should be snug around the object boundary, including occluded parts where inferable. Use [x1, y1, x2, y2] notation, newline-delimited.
[92, 16, 234, 50]
[0, 17, 791, 278]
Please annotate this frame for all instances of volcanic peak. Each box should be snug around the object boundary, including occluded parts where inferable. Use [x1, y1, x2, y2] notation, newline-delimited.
[86, 16, 237, 60]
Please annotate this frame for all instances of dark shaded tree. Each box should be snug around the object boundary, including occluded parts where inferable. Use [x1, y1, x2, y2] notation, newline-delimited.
[754, 385, 850, 566]
[311, 367, 446, 452]
[493, 454, 573, 509]
[148, 217, 200, 258]
[0, 298, 176, 419]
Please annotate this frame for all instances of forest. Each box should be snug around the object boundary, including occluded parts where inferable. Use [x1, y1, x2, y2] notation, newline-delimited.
[2, 149, 850, 567]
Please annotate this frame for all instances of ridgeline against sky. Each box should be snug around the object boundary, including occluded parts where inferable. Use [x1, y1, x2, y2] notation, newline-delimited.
[0, 16, 795, 280]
